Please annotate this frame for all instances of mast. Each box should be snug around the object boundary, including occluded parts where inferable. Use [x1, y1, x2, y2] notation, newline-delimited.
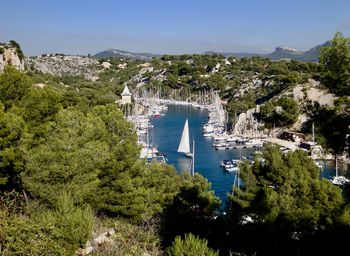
[312, 122, 315, 145]
[192, 140, 195, 176]
[335, 154, 338, 177]
[146, 124, 149, 159]
[312, 122, 315, 159]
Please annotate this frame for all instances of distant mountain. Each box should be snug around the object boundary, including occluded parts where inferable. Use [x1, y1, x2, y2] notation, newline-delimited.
[203, 51, 263, 59]
[267, 46, 304, 60]
[297, 41, 331, 62]
[95, 41, 330, 62]
[204, 41, 331, 62]
[94, 49, 161, 60]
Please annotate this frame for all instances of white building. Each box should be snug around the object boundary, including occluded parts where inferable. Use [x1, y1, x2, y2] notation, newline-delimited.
[121, 85, 132, 104]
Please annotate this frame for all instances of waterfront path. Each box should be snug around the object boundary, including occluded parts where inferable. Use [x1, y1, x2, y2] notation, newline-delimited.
[263, 138, 299, 150]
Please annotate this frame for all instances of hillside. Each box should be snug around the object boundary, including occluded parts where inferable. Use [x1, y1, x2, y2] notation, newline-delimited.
[1, 34, 350, 255]
[203, 41, 331, 62]
[94, 49, 161, 60]
[299, 41, 331, 62]
[267, 46, 304, 60]
[26, 54, 108, 80]
[93, 40, 330, 62]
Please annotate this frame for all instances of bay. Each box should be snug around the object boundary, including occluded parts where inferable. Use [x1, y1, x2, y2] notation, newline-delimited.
[150, 104, 254, 206]
[149, 104, 350, 206]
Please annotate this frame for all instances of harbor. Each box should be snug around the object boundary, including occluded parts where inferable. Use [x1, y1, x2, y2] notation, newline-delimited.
[125, 96, 350, 204]
[149, 103, 254, 204]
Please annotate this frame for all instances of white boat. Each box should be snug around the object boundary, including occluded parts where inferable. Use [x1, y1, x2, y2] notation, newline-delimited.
[330, 156, 349, 186]
[203, 131, 213, 137]
[177, 119, 196, 176]
[151, 152, 168, 163]
[225, 160, 241, 172]
[220, 160, 234, 169]
[331, 176, 350, 186]
[178, 119, 192, 158]
[226, 135, 241, 143]
[203, 124, 215, 133]
[215, 142, 227, 150]
[212, 133, 228, 141]
[245, 139, 264, 147]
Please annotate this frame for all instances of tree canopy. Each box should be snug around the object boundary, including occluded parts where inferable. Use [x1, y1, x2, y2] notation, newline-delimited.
[0, 66, 32, 110]
[229, 146, 346, 231]
[320, 32, 350, 96]
[225, 145, 350, 255]
[260, 96, 299, 127]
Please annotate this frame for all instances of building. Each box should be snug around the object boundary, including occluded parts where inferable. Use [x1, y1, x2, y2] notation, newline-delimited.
[279, 131, 305, 143]
[121, 85, 132, 104]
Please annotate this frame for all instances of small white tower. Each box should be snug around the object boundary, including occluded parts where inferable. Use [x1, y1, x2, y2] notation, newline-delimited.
[121, 85, 132, 104]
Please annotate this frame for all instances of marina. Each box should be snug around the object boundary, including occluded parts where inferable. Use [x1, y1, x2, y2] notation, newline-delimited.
[121, 84, 350, 204]
[149, 103, 253, 205]
[129, 101, 350, 205]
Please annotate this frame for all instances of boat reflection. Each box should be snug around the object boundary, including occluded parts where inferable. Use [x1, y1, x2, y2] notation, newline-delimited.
[177, 156, 192, 175]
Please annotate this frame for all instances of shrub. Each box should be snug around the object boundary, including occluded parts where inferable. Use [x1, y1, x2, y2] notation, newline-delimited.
[37, 192, 94, 254]
[9, 40, 24, 61]
[166, 233, 218, 256]
[91, 218, 162, 256]
[0, 209, 65, 255]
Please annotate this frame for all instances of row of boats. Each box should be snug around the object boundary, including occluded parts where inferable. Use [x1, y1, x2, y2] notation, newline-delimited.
[128, 99, 168, 163]
[220, 156, 350, 187]
[212, 136, 264, 150]
[201, 93, 266, 150]
[131, 97, 350, 186]
[138, 98, 168, 117]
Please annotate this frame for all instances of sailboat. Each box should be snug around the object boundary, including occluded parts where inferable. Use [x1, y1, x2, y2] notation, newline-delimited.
[331, 155, 350, 186]
[178, 119, 195, 176]
[178, 119, 193, 158]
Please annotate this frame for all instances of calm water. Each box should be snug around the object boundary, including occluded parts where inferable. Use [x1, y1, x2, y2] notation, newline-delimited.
[149, 104, 350, 206]
[150, 104, 253, 206]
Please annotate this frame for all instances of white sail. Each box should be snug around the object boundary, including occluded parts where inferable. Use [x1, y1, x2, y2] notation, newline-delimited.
[178, 119, 190, 153]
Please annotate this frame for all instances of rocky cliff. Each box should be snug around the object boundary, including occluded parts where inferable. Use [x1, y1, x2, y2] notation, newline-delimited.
[26, 54, 102, 81]
[0, 42, 25, 72]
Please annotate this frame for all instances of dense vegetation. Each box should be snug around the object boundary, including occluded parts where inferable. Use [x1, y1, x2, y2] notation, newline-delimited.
[260, 96, 299, 128]
[0, 32, 349, 255]
[320, 32, 350, 96]
[224, 146, 350, 255]
[303, 33, 350, 159]
[0, 66, 220, 255]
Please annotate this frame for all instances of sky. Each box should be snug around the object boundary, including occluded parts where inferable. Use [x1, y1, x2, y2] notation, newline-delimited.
[1, 0, 350, 56]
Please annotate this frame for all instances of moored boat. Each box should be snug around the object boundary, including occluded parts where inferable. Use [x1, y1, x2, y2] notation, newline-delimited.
[331, 176, 350, 186]
[225, 159, 241, 172]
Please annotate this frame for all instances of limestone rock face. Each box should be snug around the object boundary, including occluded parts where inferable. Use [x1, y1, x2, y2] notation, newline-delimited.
[0, 46, 25, 72]
[26, 54, 101, 81]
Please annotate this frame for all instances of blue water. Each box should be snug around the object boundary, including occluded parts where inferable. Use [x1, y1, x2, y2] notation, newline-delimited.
[150, 104, 254, 205]
[317, 160, 350, 180]
[149, 104, 350, 206]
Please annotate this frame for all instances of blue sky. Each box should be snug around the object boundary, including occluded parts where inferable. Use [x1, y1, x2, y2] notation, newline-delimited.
[1, 0, 349, 55]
